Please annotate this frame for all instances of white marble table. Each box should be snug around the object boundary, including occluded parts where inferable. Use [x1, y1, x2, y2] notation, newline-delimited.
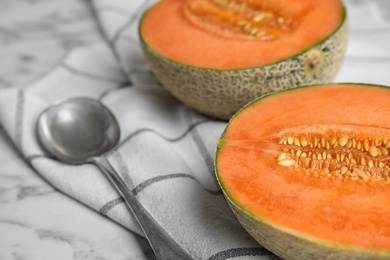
[0, 0, 153, 259]
[1, 0, 390, 259]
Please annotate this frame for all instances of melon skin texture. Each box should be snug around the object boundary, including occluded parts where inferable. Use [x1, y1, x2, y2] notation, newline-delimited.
[139, 5, 348, 120]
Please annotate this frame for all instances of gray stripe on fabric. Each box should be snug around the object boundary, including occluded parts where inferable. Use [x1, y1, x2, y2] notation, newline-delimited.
[15, 89, 25, 151]
[99, 197, 125, 215]
[99, 172, 222, 215]
[184, 109, 218, 186]
[110, 151, 135, 189]
[116, 118, 213, 149]
[133, 173, 222, 196]
[190, 127, 214, 175]
[87, 3, 128, 82]
[208, 247, 278, 260]
[107, 0, 152, 83]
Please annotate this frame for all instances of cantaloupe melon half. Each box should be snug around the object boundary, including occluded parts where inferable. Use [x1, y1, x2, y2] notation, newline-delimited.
[139, 0, 348, 120]
[215, 84, 390, 259]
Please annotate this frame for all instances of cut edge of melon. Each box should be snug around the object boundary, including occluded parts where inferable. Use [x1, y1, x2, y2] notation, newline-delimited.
[223, 82, 390, 128]
[138, 2, 347, 71]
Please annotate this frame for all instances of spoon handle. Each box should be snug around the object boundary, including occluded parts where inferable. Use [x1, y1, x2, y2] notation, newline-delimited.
[90, 156, 193, 260]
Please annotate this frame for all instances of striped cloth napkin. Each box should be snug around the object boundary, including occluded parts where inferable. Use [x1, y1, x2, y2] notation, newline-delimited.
[0, 0, 276, 259]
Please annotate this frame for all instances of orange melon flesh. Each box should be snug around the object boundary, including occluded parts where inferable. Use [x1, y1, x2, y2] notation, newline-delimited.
[216, 84, 390, 251]
[141, 0, 344, 69]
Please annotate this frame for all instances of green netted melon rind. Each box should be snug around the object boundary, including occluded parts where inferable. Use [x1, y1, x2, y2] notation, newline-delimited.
[139, 5, 348, 120]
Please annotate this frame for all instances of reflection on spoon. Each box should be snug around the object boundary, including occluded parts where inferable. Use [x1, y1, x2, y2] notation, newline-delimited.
[36, 97, 120, 164]
[36, 97, 192, 260]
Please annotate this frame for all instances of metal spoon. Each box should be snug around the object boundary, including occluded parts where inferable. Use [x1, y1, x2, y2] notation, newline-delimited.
[36, 97, 192, 260]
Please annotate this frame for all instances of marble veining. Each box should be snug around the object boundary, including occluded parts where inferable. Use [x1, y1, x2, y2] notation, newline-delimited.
[0, 0, 103, 89]
[0, 0, 153, 259]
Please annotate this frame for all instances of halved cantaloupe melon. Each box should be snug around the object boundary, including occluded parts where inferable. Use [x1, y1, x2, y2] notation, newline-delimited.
[139, 0, 348, 119]
[215, 83, 390, 259]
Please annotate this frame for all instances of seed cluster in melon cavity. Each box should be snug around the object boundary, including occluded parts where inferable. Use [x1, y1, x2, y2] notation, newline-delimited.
[184, 0, 295, 40]
[276, 134, 390, 184]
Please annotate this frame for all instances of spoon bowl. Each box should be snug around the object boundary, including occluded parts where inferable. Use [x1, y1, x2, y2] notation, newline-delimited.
[36, 97, 191, 260]
[37, 97, 120, 163]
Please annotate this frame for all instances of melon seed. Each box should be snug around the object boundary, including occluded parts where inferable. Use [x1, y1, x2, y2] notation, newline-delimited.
[340, 166, 348, 175]
[278, 158, 296, 166]
[361, 157, 367, 166]
[277, 152, 287, 161]
[293, 137, 301, 146]
[301, 137, 308, 147]
[368, 160, 374, 168]
[321, 137, 326, 148]
[278, 137, 286, 144]
[356, 141, 362, 150]
[353, 168, 369, 180]
[190, 0, 292, 40]
[338, 136, 348, 146]
[276, 134, 390, 183]
[253, 14, 265, 22]
[255, 30, 267, 37]
[369, 146, 379, 157]
[236, 20, 248, 26]
[313, 138, 318, 148]
[330, 136, 337, 145]
[277, 17, 285, 24]
[244, 23, 252, 32]
[364, 141, 370, 151]
[250, 27, 259, 35]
